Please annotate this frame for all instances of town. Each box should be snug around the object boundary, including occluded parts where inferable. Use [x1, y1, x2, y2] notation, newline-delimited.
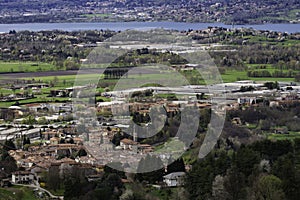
[0, 0, 299, 24]
[1, 73, 300, 198]
[0, 25, 300, 199]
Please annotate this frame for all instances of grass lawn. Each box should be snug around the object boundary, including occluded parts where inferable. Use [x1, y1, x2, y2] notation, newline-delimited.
[245, 123, 258, 130]
[149, 187, 180, 200]
[48, 188, 65, 196]
[0, 61, 60, 73]
[0, 88, 14, 96]
[268, 132, 300, 140]
[0, 185, 40, 200]
[154, 138, 186, 160]
[221, 70, 248, 82]
[182, 147, 200, 165]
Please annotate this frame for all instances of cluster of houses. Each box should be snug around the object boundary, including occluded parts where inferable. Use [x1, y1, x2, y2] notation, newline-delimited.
[2, 80, 300, 190]
[7, 132, 99, 185]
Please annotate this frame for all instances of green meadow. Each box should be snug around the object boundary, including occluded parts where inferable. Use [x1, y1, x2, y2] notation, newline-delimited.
[0, 61, 59, 73]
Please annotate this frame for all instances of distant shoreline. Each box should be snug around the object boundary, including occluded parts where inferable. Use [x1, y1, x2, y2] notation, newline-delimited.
[0, 22, 299, 33]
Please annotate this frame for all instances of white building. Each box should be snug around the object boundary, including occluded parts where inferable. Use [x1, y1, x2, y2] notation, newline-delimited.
[163, 172, 186, 187]
[120, 138, 138, 150]
[11, 171, 34, 184]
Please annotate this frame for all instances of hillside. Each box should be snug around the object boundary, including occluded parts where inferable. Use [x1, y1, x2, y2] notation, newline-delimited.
[0, 0, 299, 24]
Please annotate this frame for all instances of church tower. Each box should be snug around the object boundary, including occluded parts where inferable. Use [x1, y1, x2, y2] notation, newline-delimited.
[133, 124, 138, 142]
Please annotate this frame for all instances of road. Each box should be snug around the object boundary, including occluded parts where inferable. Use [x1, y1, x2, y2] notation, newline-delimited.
[13, 183, 64, 200]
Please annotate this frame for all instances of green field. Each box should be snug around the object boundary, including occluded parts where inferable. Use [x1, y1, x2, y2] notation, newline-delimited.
[221, 69, 294, 83]
[80, 13, 112, 18]
[0, 66, 297, 108]
[51, 70, 295, 85]
[0, 61, 60, 73]
[0, 77, 110, 108]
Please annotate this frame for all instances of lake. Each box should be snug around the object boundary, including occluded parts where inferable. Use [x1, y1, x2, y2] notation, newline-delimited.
[0, 22, 299, 33]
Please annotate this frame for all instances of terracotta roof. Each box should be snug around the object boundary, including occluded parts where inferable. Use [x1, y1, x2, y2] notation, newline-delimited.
[73, 137, 83, 141]
[50, 137, 59, 141]
[120, 138, 137, 145]
[12, 171, 32, 175]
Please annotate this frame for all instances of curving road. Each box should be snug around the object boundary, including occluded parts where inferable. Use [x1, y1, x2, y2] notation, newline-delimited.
[13, 183, 64, 199]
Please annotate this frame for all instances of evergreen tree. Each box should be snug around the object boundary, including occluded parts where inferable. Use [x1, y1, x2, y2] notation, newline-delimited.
[3, 139, 16, 151]
[167, 157, 185, 173]
[136, 154, 164, 183]
[104, 162, 125, 178]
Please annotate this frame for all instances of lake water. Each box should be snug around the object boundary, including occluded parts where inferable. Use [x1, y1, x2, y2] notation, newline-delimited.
[0, 22, 299, 33]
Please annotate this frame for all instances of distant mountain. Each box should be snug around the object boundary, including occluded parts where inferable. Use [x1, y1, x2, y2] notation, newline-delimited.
[0, 0, 299, 24]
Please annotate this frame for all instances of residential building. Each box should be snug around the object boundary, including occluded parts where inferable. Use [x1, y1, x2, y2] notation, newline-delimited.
[163, 172, 186, 187]
[11, 171, 34, 184]
[120, 138, 138, 150]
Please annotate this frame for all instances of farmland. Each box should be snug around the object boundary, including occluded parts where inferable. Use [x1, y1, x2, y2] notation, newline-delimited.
[0, 61, 59, 73]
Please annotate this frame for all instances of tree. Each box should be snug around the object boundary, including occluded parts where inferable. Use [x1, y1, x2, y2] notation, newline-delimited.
[22, 115, 36, 125]
[212, 175, 228, 200]
[136, 154, 164, 183]
[223, 166, 246, 200]
[0, 152, 17, 174]
[264, 82, 279, 90]
[47, 165, 61, 192]
[112, 132, 124, 146]
[256, 175, 285, 200]
[3, 139, 16, 151]
[104, 162, 125, 178]
[93, 173, 124, 200]
[64, 175, 82, 200]
[100, 134, 104, 144]
[167, 157, 185, 173]
[272, 153, 300, 200]
[184, 155, 215, 200]
[22, 136, 30, 146]
[235, 146, 260, 177]
[37, 117, 47, 125]
[64, 59, 79, 70]
[76, 148, 87, 157]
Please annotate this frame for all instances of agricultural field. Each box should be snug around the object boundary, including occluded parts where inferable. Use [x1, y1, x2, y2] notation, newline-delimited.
[0, 66, 296, 108]
[0, 61, 59, 73]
